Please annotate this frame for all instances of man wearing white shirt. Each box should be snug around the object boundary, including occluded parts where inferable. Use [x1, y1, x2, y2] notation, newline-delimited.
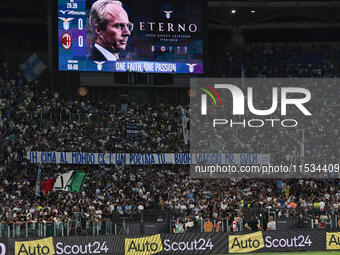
[89, 0, 133, 61]
[267, 216, 276, 230]
[220, 200, 228, 210]
[319, 200, 326, 210]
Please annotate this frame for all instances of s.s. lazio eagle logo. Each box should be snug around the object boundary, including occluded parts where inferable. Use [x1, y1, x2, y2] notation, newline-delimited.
[163, 10, 173, 19]
[58, 17, 74, 30]
[94, 61, 106, 71]
[186, 63, 197, 73]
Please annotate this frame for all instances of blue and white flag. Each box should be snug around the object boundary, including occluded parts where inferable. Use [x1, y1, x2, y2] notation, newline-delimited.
[19, 53, 46, 82]
[126, 122, 139, 136]
[35, 164, 42, 199]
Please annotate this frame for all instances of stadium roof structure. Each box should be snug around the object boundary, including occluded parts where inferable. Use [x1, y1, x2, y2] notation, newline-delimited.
[1, 0, 340, 31]
[208, 1, 340, 30]
[0, 0, 46, 25]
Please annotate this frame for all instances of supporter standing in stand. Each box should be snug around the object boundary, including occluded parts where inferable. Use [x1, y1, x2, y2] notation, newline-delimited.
[267, 216, 276, 230]
[245, 216, 263, 231]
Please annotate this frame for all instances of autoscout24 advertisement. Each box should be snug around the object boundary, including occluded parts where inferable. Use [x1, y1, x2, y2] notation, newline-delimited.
[2, 230, 340, 254]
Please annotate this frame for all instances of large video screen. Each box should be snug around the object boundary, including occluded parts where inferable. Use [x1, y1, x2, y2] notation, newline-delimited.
[58, 0, 204, 74]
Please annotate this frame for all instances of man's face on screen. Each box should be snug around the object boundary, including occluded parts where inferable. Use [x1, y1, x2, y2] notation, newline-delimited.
[98, 4, 131, 53]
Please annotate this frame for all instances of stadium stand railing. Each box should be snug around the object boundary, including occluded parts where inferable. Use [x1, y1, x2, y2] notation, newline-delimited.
[1, 214, 339, 238]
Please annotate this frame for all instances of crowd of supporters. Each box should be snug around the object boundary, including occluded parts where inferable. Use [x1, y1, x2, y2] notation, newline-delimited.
[212, 43, 339, 78]
[0, 45, 339, 230]
[2, 164, 339, 228]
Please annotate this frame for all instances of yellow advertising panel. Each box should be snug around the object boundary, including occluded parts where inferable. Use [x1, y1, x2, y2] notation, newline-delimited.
[326, 232, 340, 250]
[229, 231, 264, 253]
[125, 234, 163, 255]
[15, 237, 55, 255]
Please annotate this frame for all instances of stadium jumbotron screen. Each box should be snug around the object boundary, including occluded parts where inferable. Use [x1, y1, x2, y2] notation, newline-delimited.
[58, 0, 204, 74]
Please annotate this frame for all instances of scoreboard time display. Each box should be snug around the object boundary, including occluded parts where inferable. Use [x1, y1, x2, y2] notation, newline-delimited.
[58, 0, 204, 74]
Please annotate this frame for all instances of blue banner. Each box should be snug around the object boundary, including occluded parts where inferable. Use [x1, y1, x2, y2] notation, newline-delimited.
[27, 152, 270, 165]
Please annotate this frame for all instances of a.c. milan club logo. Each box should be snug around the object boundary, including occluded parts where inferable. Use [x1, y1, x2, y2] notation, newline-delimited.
[61, 33, 72, 50]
